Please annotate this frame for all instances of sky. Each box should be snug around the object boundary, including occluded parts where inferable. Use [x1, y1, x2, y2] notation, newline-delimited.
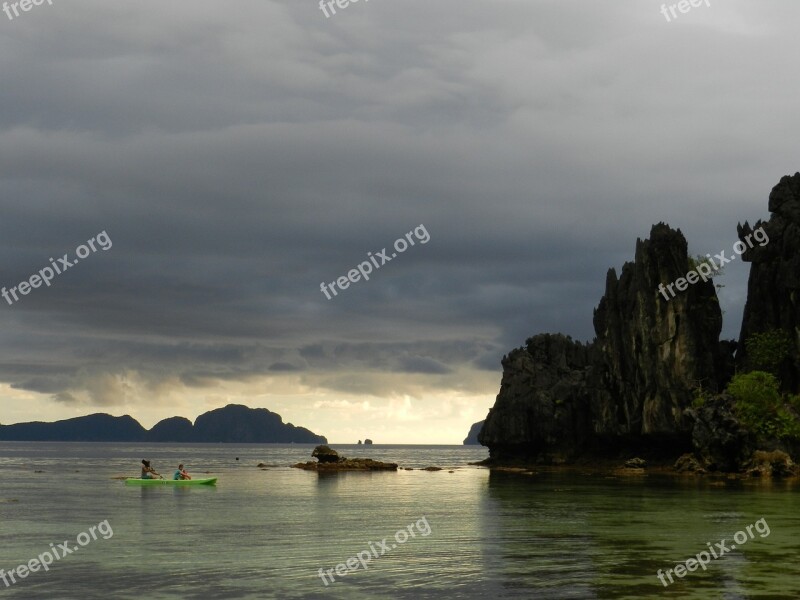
[0, 0, 799, 443]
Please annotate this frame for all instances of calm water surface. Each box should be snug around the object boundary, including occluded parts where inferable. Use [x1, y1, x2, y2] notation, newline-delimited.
[0, 443, 797, 599]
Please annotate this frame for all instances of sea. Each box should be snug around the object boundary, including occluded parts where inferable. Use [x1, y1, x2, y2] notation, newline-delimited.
[0, 442, 797, 599]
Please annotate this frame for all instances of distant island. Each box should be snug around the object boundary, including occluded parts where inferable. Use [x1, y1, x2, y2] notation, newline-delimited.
[0, 404, 327, 444]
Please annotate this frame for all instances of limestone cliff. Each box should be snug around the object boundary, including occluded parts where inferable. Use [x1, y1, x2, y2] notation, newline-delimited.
[479, 334, 592, 461]
[463, 420, 485, 445]
[480, 174, 800, 470]
[479, 224, 728, 462]
[737, 173, 800, 388]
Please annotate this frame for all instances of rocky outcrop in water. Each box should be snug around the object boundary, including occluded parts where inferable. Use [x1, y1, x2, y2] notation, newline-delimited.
[312, 445, 339, 463]
[293, 445, 397, 471]
[479, 224, 725, 463]
[293, 458, 398, 471]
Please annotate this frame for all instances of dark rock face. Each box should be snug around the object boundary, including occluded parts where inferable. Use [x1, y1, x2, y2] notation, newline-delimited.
[364, 439, 373, 445]
[591, 224, 723, 437]
[463, 421, 485, 445]
[479, 224, 723, 463]
[684, 396, 755, 472]
[737, 173, 800, 388]
[479, 334, 593, 462]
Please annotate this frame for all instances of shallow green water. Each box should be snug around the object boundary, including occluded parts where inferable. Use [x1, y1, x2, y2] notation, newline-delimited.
[0, 443, 797, 599]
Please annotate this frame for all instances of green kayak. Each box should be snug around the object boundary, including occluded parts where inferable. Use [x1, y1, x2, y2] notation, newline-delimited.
[125, 477, 217, 486]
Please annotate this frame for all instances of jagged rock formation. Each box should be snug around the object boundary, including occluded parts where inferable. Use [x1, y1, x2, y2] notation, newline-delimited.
[480, 173, 800, 471]
[592, 223, 724, 436]
[463, 420, 485, 445]
[479, 224, 728, 463]
[737, 173, 800, 388]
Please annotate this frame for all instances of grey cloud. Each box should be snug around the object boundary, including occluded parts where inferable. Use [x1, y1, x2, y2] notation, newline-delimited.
[0, 0, 796, 413]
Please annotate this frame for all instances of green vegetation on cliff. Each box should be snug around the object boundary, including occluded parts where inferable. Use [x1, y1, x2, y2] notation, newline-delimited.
[744, 329, 792, 375]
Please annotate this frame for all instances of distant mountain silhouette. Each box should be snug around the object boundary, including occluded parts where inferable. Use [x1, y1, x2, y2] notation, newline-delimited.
[0, 414, 146, 442]
[191, 404, 325, 443]
[0, 404, 327, 443]
[146, 416, 194, 442]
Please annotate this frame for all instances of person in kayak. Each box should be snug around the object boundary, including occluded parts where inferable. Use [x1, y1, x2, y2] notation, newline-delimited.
[141, 459, 162, 479]
[173, 464, 192, 480]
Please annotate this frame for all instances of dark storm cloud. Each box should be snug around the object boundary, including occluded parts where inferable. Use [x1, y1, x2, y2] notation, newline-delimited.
[268, 362, 303, 372]
[0, 0, 798, 412]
